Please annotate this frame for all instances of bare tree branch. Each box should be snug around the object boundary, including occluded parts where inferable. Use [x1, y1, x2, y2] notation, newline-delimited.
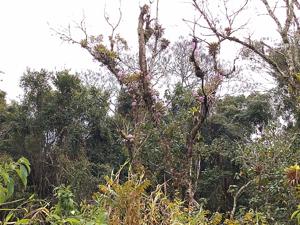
[261, 0, 283, 32]
[104, 0, 123, 51]
[230, 180, 252, 219]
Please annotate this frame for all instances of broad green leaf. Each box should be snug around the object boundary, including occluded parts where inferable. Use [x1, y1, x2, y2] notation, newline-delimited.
[4, 212, 13, 222]
[0, 184, 8, 204]
[6, 177, 14, 199]
[65, 217, 81, 224]
[16, 219, 31, 224]
[28, 194, 35, 200]
[0, 170, 10, 185]
[51, 214, 61, 220]
[17, 157, 31, 174]
[16, 164, 28, 188]
[291, 209, 300, 219]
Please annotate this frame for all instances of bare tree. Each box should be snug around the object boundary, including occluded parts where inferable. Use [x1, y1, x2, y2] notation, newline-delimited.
[54, 1, 171, 169]
[191, 0, 300, 105]
[185, 32, 237, 207]
[185, 0, 300, 212]
[54, 0, 237, 207]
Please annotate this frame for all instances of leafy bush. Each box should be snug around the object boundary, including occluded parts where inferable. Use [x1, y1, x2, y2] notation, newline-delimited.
[0, 157, 30, 204]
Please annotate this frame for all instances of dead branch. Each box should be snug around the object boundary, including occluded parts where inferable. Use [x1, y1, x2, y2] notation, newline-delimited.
[230, 180, 252, 219]
[104, 0, 122, 51]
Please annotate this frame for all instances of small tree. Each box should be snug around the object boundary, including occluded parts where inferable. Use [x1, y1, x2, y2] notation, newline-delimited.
[190, 0, 300, 124]
[55, 0, 240, 208]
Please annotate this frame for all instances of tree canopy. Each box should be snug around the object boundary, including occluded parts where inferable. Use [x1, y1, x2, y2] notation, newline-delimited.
[1, 0, 300, 224]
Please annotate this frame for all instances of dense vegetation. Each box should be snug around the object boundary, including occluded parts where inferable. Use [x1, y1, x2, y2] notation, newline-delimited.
[1, 0, 300, 224]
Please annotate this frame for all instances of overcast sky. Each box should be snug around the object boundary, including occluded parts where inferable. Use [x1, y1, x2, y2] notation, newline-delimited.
[0, 0, 279, 101]
[0, 0, 197, 100]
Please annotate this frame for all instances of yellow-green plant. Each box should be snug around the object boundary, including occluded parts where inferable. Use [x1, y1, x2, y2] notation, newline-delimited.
[289, 165, 300, 224]
[292, 203, 300, 225]
[0, 157, 50, 225]
[47, 185, 107, 225]
[94, 165, 224, 225]
[0, 157, 30, 204]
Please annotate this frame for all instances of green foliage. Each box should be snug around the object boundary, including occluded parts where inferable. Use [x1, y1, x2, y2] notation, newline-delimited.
[0, 91, 6, 114]
[211, 93, 274, 140]
[0, 33, 299, 224]
[94, 165, 272, 225]
[223, 210, 269, 225]
[0, 157, 30, 204]
[235, 129, 300, 224]
[48, 185, 107, 225]
[1, 69, 124, 198]
[291, 204, 300, 224]
[0, 158, 50, 225]
[53, 185, 77, 217]
[94, 165, 215, 225]
[289, 167, 300, 224]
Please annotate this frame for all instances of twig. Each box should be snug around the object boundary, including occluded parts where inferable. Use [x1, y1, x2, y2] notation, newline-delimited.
[230, 180, 252, 219]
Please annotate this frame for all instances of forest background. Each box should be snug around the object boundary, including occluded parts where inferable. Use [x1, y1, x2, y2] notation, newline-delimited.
[1, 0, 300, 224]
